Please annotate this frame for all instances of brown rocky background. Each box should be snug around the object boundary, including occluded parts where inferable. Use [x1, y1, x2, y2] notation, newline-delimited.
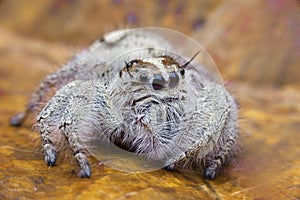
[0, 0, 299, 199]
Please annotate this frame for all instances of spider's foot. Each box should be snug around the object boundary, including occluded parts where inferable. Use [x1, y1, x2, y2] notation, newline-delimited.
[204, 164, 219, 180]
[44, 144, 57, 166]
[75, 152, 91, 178]
[164, 163, 175, 171]
[10, 112, 26, 126]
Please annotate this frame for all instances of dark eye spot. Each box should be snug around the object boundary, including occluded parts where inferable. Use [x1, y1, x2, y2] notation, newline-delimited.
[152, 74, 166, 90]
[180, 69, 185, 76]
[168, 72, 179, 88]
[139, 72, 149, 82]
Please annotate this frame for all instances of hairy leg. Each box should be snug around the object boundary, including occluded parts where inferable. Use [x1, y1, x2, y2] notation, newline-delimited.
[58, 92, 92, 178]
[36, 83, 77, 166]
[56, 80, 121, 177]
[59, 114, 92, 178]
[203, 121, 238, 180]
[204, 137, 237, 179]
[203, 94, 239, 179]
[166, 83, 238, 179]
[10, 72, 64, 126]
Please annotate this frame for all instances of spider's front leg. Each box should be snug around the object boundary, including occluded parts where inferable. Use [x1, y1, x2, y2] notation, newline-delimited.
[202, 87, 239, 179]
[201, 86, 239, 179]
[169, 83, 239, 179]
[37, 80, 121, 178]
[37, 82, 78, 167]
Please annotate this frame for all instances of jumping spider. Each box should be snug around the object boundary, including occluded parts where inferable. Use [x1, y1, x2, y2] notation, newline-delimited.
[10, 28, 239, 179]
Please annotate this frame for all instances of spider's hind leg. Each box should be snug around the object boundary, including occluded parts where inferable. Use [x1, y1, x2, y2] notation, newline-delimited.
[10, 72, 70, 126]
[10, 55, 105, 126]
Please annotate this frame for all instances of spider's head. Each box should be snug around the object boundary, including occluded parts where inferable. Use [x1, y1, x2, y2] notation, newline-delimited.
[109, 51, 201, 160]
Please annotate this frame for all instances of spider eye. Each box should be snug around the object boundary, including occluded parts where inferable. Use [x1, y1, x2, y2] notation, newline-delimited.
[139, 72, 149, 82]
[179, 69, 185, 76]
[152, 74, 166, 90]
[168, 72, 179, 88]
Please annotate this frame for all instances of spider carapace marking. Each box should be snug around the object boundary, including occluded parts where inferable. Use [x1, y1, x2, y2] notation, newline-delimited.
[10, 28, 239, 179]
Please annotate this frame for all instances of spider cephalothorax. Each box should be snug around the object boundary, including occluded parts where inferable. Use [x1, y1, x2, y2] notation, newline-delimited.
[10, 28, 239, 179]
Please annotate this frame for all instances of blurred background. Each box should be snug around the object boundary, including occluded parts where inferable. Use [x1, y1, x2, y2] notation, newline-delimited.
[0, 0, 299, 85]
[0, 0, 299, 199]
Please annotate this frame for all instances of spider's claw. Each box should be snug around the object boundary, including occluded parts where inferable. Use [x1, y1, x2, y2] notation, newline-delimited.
[78, 162, 91, 178]
[204, 165, 218, 180]
[44, 144, 57, 166]
[75, 152, 91, 178]
[164, 163, 175, 171]
[10, 112, 26, 126]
